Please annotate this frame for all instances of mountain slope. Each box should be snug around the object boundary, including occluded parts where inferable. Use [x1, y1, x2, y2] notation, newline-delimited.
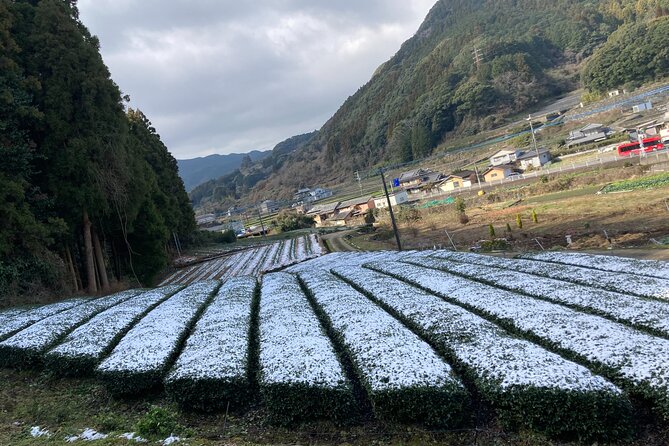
[178, 150, 269, 191]
[190, 132, 317, 208]
[196, 0, 669, 206]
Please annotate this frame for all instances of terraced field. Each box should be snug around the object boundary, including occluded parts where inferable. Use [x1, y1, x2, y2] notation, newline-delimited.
[2, 250, 669, 441]
[159, 234, 322, 285]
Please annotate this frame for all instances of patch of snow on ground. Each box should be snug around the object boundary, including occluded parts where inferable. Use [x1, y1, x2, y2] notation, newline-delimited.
[30, 426, 51, 438]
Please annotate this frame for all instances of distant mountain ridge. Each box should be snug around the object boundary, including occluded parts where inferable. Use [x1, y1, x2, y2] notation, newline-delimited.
[177, 150, 269, 191]
[189, 132, 317, 208]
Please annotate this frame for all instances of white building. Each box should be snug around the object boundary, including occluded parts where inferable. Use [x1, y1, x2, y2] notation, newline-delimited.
[222, 220, 245, 235]
[374, 191, 409, 209]
[490, 149, 522, 166]
[517, 149, 552, 169]
[632, 101, 653, 113]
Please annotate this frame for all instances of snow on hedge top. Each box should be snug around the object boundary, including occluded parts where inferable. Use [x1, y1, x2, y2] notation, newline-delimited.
[413, 257, 669, 336]
[167, 277, 256, 382]
[430, 251, 669, 300]
[520, 251, 669, 280]
[0, 298, 89, 340]
[49, 285, 182, 360]
[0, 291, 137, 352]
[286, 251, 403, 274]
[299, 270, 461, 392]
[336, 265, 620, 392]
[259, 273, 347, 388]
[370, 261, 669, 390]
[98, 281, 218, 375]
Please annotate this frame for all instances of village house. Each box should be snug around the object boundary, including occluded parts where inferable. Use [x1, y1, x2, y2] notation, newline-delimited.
[566, 123, 611, 148]
[306, 202, 340, 227]
[517, 149, 552, 170]
[398, 169, 433, 188]
[637, 120, 669, 143]
[490, 149, 522, 166]
[400, 170, 445, 196]
[328, 209, 354, 227]
[293, 187, 333, 204]
[336, 197, 375, 215]
[374, 190, 409, 209]
[195, 214, 217, 226]
[437, 171, 478, 192]
[632, 101, 653, 113]
[293, 188, 312, 202]
[260, 200, 279, 214]
[483, 165, 517, 183]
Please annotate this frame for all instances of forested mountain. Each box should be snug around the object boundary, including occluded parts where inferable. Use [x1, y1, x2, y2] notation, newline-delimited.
[0, 0, 195, 303]
[193, 0, 669, 205]
[190, 132, 317, 209]
[177, 150, 270, 192]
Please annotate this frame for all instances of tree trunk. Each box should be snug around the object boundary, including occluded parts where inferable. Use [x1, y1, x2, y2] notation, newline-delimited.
[64, 247, 79, 292]
[83, 210, 98, 294]
[92, 229, 110, 292]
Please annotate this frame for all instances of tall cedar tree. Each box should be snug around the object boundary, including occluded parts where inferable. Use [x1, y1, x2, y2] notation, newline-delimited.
[0, 0, 195, 301]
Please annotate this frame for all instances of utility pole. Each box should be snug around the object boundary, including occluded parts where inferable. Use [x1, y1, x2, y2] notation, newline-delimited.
[256, 205, 267, 239]
[473, 47, 484, 69]
[527, 114, 540, 165]
[637, 127, 645, 164]
[380, 168, 402, 251]
[355, 171, 363, 197]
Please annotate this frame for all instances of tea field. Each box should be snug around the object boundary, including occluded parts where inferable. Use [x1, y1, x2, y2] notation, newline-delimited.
[2, 250, 669, 442]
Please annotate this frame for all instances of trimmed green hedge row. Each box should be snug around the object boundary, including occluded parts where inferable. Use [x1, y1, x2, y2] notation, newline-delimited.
[299, 270, 469, 428]
[334, 265, 633, 441]
[96, 281, 220, 395]
[165, 277, 258, 411]
[370, 259, 669, 423]
[0, 291, 137, 370]
[44, 286, 181, 377]
[258, 273, 356, 425]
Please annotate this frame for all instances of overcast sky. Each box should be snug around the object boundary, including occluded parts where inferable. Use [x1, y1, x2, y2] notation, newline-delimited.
[77, 1, 435, 160]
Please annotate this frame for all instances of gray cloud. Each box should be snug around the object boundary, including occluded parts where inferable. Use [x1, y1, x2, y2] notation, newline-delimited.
[77, 0, 436, 159]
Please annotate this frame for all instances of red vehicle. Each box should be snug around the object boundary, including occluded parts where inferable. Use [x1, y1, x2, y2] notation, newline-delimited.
[617, 136, 664, 157]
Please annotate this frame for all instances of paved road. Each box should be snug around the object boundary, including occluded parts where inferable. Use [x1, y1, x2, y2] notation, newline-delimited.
[321, 230, 360, 252]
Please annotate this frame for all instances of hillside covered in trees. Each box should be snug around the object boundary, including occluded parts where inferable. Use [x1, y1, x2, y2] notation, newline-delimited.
[190, 132, 317, 209]
[0, 0, 195, 303]
[192, 0, 669, 206]
[177, 150, 270, 192]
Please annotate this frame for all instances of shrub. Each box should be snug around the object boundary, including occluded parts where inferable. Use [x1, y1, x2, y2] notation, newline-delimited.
[480, 239, 510, 252]
[46, 286, 180, 376]
[274, 211, 315, 232]
[364, 209, 376, 225]
[0, 291, 135, 369]
[398, 207, 422, 225]
[135, 406, 183, 440]
[532, 209, 538, 223]
[488, 224, 496, 238]
[455, 197, 466, 214]
[516, 214, 523, 229]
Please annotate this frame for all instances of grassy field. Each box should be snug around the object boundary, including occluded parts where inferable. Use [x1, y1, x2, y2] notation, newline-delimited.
[2, 369, 668, 446]
[350, 167, 669, 253]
